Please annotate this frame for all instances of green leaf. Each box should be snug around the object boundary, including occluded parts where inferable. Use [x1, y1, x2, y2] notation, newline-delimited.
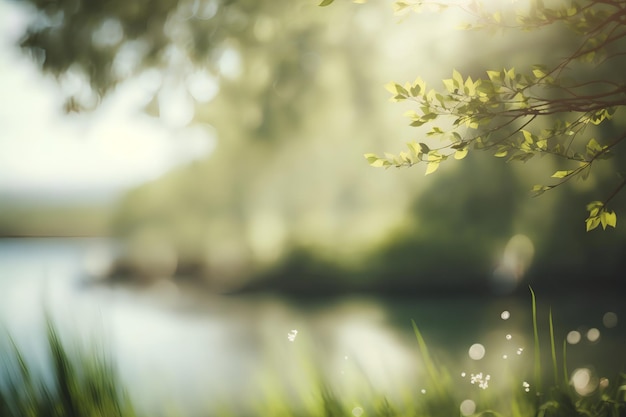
[586, 200, 603, 214]
[442, 78, 456, 93]
[505, 67, 516, 81]
[486, 70, 501, 82]
[604, 211, 617, 228]
[384, 82, 408, 100]
[364, 153, 389, 168]
[364, 153, 378, 164]
[407, 142, 421, 156]
[425, 161, 440, 175]
[410, 77, 426, 96]
[494, 149, 508, 158]
[521, 130, 535, 144]
[319, 0, 334, 6]
[399, 151, 411, 163]
[454, 148, 468, 160]
[586, 138, 604, 157]
[427, 127, 444, 136]
[419, 142, 430, 153]
[586, 216, 601, 232]
[551, 170, 574, 179]
[452, 69, 464, 88]
[532, 65, 548, 78]
[531, 184, 552, 197]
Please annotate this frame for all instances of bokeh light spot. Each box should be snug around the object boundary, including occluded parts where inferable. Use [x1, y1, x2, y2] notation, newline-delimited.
[603, 312, 618, 328]
[571, 368, 598, 396]
[460, 399, 476, 416]
[586, 328, 600, 342]
[287, 329, 298, 342]
[352, 406, 364, 417]
[567, 330, 581, 345]
[600, 378, 609, 389]
[469, 343, 486, 360]
[501, 311, 511, 320]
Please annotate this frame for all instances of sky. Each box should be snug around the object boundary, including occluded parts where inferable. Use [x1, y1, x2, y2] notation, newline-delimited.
[0, 0, 214, 202]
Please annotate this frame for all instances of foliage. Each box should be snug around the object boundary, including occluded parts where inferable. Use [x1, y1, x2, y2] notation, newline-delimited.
[328, 0, 626, 231]
[2, 302, 625, 417]
[0, 318, 134, 417]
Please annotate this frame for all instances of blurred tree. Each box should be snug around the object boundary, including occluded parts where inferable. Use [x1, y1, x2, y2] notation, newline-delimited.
[17, 0, 625, 290]
[16, 0, 433, 286]
[18, 0, 276, 109]
[344, 0, 626, 231]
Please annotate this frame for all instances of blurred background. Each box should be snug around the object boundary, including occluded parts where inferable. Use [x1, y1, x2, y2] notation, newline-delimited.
[1, 0, 625, 415]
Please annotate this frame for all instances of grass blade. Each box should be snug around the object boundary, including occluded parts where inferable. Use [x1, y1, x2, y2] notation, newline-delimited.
[562, 339, 569, 385]
[549, 308, 558, 386]
[530, 286, 542, 394]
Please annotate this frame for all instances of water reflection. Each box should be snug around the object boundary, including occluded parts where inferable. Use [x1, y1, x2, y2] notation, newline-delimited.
[1, 238, 625, 416]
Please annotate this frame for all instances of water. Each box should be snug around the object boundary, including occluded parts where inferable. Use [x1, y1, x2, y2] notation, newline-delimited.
[0, 238, 624, 416]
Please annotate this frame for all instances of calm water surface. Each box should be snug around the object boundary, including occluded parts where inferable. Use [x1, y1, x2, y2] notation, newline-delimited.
[0, 238, 624, 416]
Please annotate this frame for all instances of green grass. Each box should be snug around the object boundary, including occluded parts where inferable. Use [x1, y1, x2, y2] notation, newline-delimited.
[0, 316, 135, 417]
[1, 294, 625, 417]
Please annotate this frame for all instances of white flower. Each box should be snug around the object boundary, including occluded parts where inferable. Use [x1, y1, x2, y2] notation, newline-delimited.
[287, 329, 298, 342]
[470, 372, 490, 389]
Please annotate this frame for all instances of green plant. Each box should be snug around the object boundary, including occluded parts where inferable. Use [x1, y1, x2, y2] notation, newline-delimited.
[2, 297, 624, 417]
[0, 317, 135, 417]
[321, 0, 626, 231]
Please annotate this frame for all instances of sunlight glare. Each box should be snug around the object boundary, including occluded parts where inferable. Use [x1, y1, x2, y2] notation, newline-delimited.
[218, 47, 242, 79]
[158, 82, 195, 128]
[186, 70, 219, 103]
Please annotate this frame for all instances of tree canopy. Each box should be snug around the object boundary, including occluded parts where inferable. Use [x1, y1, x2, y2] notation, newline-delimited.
[320, 0, 626, 232]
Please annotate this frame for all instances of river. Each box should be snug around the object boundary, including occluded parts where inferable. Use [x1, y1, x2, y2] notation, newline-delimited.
[0, 238, 624, 416]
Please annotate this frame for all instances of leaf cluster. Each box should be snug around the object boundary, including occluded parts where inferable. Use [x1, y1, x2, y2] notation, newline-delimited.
[359, 0, 626, 231]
